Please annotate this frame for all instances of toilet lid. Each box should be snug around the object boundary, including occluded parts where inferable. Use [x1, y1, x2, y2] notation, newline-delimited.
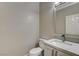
[30, 47, 42, 54]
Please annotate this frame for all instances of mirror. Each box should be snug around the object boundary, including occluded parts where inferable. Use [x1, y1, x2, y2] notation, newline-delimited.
[55, 2, 79, 35]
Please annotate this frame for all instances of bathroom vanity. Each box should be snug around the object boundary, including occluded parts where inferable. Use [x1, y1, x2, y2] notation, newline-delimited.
[39, 39, 79, 56]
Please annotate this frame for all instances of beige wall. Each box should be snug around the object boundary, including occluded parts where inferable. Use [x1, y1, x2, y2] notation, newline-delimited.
[0, 2, 39, 55]
[40, 2, 56, 39]
[56, 3, 79, 43]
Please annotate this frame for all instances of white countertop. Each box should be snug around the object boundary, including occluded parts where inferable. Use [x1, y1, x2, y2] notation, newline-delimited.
[40, 39, 79, 55]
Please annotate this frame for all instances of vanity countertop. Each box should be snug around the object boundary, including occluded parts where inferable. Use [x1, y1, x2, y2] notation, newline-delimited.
[40, 39, 79, 55]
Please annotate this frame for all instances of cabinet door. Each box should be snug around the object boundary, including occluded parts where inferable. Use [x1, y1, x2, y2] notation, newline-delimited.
[44, 45, 54, 56]
[55, 50, 69, 56]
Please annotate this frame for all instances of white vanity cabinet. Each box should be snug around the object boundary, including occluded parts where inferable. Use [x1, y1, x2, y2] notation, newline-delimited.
[39, 39, 79, 56]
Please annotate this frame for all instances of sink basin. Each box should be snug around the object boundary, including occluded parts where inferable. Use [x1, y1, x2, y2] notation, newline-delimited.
[48, 39, 62, 43]
[49, 39, 72, 46]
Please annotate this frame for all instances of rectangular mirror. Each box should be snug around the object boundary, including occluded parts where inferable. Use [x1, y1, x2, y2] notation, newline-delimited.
[55, 2, 79, 35]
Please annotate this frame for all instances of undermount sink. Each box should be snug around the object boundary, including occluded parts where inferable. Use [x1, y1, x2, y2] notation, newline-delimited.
[55, 40, 72, 46]
[48, 39, 72, 46]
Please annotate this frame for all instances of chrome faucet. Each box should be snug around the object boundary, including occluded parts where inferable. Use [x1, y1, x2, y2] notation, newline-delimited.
[61, 34, 66, 42]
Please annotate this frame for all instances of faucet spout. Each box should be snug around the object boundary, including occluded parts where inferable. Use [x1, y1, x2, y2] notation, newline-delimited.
[61, 34, 65, 42]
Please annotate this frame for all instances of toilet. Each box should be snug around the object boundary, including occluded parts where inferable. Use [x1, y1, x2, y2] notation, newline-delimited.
[29, 47, 43, 56]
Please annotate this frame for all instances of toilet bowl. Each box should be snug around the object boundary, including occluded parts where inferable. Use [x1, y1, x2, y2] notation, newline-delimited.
[29, 47, 43, 56]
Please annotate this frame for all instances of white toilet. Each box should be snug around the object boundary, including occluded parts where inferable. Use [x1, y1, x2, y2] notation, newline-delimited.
[29, 47, 43, 56]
